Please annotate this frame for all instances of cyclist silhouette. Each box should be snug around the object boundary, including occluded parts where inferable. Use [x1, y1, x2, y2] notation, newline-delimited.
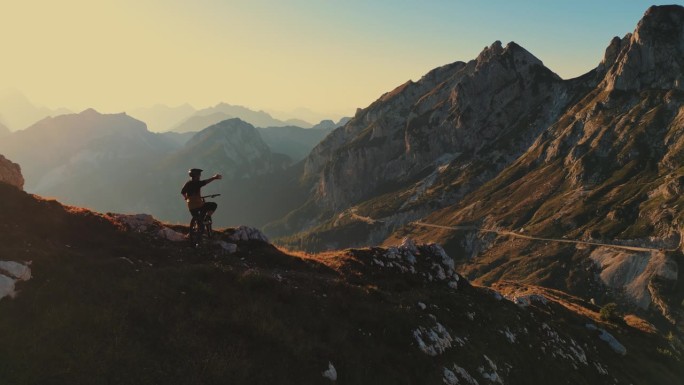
[181, 168, 222, 229]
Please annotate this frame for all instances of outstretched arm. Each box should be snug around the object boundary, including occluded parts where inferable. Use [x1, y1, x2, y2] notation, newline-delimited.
[204, 174, 223, 184]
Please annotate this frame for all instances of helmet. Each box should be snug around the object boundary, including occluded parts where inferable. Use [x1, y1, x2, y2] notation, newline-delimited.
[188, 168, 203, 177]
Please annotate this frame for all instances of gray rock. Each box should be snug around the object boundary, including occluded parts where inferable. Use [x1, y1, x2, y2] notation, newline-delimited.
[0, 155, 24, 190]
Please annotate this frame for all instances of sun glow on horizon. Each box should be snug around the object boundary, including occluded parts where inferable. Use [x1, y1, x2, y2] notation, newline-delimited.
[0, 0, 673, 120]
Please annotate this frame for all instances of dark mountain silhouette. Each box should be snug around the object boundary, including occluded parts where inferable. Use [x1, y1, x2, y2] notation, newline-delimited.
[0, 181, 680, 384]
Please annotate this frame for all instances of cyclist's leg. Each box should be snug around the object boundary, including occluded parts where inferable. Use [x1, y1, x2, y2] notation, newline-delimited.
[190, 208, 203, 231]
[203, 202, 218, 219]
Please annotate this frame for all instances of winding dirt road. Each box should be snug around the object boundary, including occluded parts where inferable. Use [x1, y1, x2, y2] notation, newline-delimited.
[412, 221, 678, 253]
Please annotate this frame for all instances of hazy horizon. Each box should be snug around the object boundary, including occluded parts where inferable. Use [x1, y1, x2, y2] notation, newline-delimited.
[0, 0, 676, 124]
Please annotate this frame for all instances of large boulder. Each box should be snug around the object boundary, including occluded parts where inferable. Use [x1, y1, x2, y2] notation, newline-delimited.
[0, 155, 24, 190]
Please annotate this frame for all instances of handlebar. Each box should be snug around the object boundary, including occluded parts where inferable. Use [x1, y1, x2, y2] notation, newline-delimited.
[202, 194, 221, 198]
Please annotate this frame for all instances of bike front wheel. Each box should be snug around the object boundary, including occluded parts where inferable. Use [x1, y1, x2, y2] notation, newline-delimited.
[189, 219, 202, 247]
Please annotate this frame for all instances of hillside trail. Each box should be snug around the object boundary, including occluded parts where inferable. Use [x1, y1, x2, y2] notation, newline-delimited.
[412, 221, 679, 253]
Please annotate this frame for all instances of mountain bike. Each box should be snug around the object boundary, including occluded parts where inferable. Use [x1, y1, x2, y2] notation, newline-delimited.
[188, 194, 221, 247]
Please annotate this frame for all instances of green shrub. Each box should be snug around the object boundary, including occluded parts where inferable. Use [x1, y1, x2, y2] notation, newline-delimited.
[599, 303, 621, 322]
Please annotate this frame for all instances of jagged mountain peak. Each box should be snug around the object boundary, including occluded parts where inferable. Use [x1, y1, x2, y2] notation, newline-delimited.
[638, 4, 684, 38]
[603, 4, 684, 91]
[474, 40, 554, 77]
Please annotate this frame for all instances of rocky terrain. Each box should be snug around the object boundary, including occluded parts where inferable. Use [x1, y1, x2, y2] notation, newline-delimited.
[0, 179, 681, 384]
[381, 5, 684, 329]
[0, 155, 23, 190]
[266, 38, 593, 244]
[261, 5, 684, 327]
[0, 155, 24, 189]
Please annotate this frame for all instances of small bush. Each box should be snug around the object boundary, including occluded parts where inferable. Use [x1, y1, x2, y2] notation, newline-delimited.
[599, 303, 621, 322]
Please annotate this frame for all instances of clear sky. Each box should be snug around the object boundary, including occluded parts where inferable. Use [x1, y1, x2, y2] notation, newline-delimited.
[0, 1, 679, 119]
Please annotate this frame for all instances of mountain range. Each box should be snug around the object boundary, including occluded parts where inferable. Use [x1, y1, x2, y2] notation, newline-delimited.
[0, 94, 327, 133]
[259, 5, 684, 330]
[1, 5, 683, 384]
[167, 103, 315, 133]
[0, 109, 336, 226]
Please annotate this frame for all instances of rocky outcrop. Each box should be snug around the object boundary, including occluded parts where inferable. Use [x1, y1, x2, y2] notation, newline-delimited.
[0, 155, 24, 190]
[303, 41, 568, 212]
[268, 38, 585, 246]
[603, 5, 684, 91]
[384, 5, 684, 323]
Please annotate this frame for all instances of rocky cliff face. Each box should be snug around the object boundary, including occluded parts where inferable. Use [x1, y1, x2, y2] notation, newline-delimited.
[385, 5, 684, 326]
[270, 40, 591, 245]
[0, 155, 23, 190]
[303, 41, 568, 212]
[603, 5, 684, 92]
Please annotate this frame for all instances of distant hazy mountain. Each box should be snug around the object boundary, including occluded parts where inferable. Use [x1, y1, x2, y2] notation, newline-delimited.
[128, 103, 196, 132]
[281, 118, 313, 128]
[187, 102, 312, 129]
[0, 110, 298, 227]
[0, 121, 9, 137]
[0, 90, 71, 131]
[168, 118, 291, 180]
[268, 106, 346, 126]
[256, 119, 346, 162]
[167, 117, 339, 162]
[170, 112, 233, 133]
[0, 109, 179, 211]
